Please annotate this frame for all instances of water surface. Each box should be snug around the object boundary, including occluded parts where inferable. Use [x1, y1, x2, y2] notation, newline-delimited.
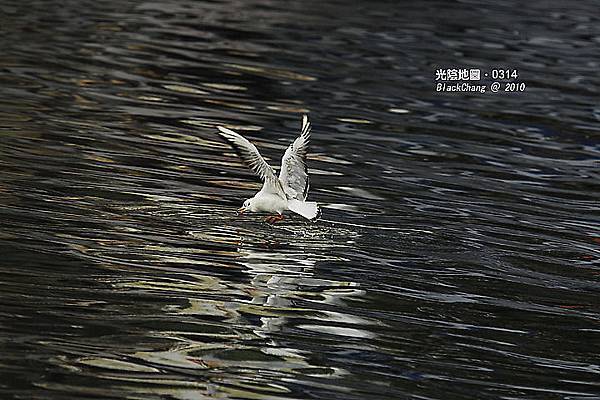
[1, 1, 599, 399]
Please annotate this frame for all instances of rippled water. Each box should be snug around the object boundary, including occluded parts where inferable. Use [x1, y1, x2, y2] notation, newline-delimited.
[1, 1, 599, 399]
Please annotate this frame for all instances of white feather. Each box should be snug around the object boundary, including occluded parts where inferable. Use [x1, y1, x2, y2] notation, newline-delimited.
[288, 199, 320, 221]
[279, 115, 311, 200]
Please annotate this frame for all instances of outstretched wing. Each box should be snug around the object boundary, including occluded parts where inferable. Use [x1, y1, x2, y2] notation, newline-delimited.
[216, 126, 284, 195]
[279, 115, 311, 201]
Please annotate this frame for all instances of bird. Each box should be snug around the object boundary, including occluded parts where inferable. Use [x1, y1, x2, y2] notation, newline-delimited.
[216, 115, 320, 224]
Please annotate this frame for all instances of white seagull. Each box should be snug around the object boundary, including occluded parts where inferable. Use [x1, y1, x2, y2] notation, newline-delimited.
[216, 115, 320, 224]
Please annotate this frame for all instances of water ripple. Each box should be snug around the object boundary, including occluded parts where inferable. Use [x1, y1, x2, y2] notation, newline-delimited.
[1, 0, 599, 399]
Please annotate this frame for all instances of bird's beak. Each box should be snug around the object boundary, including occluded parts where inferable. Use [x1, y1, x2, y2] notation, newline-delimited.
[236, 207, 246, 215]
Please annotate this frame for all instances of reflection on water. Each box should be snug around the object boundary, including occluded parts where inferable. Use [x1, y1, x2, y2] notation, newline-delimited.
[1, 0, 600, 399]
[46, 228, 367, 399]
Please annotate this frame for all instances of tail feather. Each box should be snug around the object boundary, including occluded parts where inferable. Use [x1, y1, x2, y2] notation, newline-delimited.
[288, 199, 321, 222]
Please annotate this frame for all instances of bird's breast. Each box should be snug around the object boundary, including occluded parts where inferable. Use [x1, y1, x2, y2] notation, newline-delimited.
[254, 194, 288, 213]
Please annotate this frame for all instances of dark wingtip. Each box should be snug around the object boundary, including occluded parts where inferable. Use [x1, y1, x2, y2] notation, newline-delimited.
[310, 205, 322, 223]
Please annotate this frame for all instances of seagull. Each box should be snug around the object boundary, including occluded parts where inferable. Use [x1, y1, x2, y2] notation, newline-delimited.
[216, 115, 320, 224]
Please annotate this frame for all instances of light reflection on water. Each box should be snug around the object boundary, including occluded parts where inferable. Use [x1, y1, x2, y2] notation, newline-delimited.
[46, 225, 368, 399]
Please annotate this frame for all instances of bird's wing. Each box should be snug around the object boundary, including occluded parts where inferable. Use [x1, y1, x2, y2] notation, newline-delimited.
[216, 126, 284, 196]
[279, 115, 311, 201]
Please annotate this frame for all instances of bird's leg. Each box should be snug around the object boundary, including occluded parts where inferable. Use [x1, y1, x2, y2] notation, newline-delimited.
[265, 214, 284, 224]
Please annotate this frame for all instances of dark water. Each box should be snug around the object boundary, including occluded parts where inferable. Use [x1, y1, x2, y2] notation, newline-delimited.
[1, 1, 599, 399]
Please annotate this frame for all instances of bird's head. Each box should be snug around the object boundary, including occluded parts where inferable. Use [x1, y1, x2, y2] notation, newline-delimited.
[237, 198, 254, 215]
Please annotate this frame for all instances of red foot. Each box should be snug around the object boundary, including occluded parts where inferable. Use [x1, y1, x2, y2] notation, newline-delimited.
[265, 215, 284, 224]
